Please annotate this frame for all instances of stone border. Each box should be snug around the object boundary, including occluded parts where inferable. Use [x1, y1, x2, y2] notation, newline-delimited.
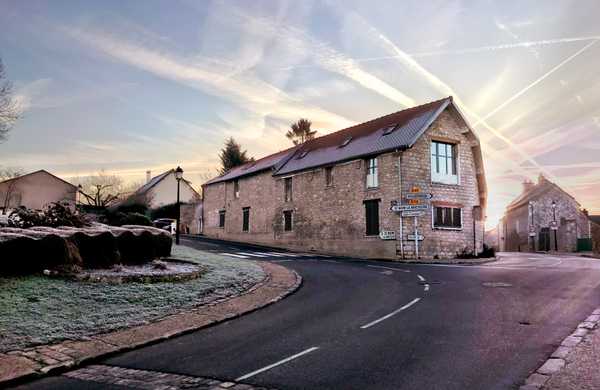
[0, 261, 301, 387]
[519, 308, 600, 389]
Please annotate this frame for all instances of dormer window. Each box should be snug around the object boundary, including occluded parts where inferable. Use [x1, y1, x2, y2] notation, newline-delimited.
[382, 124, 398, 136]
[297, 150, 309, 159]
[339, 137, 352, 148]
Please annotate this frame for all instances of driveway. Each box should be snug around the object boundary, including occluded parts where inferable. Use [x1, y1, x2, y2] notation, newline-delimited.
[12, 239, 600, 390]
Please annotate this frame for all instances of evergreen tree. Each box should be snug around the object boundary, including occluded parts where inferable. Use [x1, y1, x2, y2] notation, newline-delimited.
[286, 118, 316, 145]
[219, 137, 253, 174]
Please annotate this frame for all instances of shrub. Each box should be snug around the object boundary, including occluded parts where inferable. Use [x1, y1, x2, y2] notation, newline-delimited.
[479, 244, 496, 258]
[7, 203, 87, 229]
[103, 211, 152, 227]
[150, 202, 186, 221]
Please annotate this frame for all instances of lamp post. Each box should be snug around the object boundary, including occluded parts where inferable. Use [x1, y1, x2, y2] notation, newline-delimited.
[175, 166, 183, 245]
[552, 201, 558, 251]
[528, 201, 535, 252]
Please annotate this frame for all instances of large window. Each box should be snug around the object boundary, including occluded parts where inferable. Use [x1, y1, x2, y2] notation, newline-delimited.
[219, 210, 226, 228]
[284, 177, 293, 202]
[433, 206, 462, 229]
[364, 199, 380, 236]
[366, 157, 378, 188]
[431, 141, 458, 184]
[242, 207, 250, 232]
[325, 166, 333, 187]
[283, 210, 293, 232]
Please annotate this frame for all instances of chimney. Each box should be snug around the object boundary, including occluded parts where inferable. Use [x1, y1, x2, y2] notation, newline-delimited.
[146, 170, 151, 183]
[538, 174, 547, 185]
[522, 179, 535, 193]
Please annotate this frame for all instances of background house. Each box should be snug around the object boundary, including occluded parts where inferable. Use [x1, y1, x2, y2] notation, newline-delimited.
[499, 175, 591, 252]
[0, 170, 77, 213]
[131, 169, 200, 209]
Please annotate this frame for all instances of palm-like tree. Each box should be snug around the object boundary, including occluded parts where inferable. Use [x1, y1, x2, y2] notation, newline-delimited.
[286, 118, 316, 145]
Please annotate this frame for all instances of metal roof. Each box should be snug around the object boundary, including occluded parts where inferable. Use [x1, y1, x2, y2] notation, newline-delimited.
[204, 97, 452, 184]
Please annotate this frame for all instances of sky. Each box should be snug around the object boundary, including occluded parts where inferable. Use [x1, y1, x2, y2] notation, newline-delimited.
[1, 0, 599, 228]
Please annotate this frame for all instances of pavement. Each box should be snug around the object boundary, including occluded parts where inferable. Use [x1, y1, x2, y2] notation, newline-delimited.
[10, 237, 600, 390]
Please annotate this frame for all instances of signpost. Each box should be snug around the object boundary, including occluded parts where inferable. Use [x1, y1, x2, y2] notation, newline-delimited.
[407, 234, 424, 241]
[405, 192, 433, 200]
[391, 204, 429, 212]
[401, 210, 425, 217]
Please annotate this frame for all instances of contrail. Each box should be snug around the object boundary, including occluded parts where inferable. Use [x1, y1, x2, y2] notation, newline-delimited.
[473, 39, 598, 126]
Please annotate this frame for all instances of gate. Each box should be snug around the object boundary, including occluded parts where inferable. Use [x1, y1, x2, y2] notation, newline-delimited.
[539, 228, 551, 252]
[577, 238, 593, 252]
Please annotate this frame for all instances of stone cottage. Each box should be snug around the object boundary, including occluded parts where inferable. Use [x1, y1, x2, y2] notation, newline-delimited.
[202, 97, 487, 260]
[498, 175, 591, 252]
[0, 170, 77, 213]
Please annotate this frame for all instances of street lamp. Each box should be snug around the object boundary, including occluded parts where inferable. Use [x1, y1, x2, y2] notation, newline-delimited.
[175, 166, 183, 245]
[551, 201, 558, 251]
[528, 201, 535, 252]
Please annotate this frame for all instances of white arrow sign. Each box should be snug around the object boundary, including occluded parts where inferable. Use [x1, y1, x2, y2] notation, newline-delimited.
[407, 234, 424, 241]
[405, 192, 433, 200]
[391, 204, 429, 212]
[402, 211, 426, 217]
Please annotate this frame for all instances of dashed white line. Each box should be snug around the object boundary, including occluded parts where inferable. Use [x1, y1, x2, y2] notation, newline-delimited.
[360, 298, 421, 329]
[253, 252, 286, 257]
[218, 253, 249, 259]
[417, 274, 426, 282]
[235, 347, 320, 381]
[424, 284, 430, 292]
[322, 259, 339, 264]
[366, 265, 411, 273]
[236, 252, 268, 258]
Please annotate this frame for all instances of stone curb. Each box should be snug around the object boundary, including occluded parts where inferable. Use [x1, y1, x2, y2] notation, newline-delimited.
[0, 262, 302, 388]
[519, 308, 600, 389]
[384, 257, 497, 265]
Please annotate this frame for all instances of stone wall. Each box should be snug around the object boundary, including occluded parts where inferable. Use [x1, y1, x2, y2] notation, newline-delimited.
[202, 108, 485, 260]
[592, 221, 600, 254]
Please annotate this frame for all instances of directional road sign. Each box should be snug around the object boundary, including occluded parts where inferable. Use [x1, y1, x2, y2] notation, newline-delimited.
[391, 204, 429, 212]
[405, 192, 433, 200]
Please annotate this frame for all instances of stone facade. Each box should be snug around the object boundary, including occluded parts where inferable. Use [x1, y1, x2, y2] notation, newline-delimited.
[499, 176, 591, 252]
[203, 108, 486, 260]
[591, 220, 600, 254]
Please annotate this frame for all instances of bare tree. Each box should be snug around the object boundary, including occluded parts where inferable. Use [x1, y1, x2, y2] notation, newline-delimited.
[75, 170, 125, 208]
[0, 167, 24, 214]
[0, 58, 21, 143]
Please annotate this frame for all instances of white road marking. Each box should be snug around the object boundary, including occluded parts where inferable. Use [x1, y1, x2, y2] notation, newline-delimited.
[424, 284, 430, 292]
[270, 259, 294, 263]
[366, 265, 410, 273]
[322, 259, 339, 264]
[236, 252, 268, 258]
[360, 298, 421, 329]
[235, 347, 320, 381]
[253, 252, 286, 257]
[218, 253, 249, 259]
[417, 274, 426, 282]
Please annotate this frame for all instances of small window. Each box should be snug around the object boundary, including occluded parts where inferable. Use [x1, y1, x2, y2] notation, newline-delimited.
[284, 177, 293, 202]
[233, 180, 239, 198]
[382, 124, 397, 135]
[433, 206, 462, 229]
[325, 167, 333, 186]
[364, 199, 380, 236]
[366, 157, 378, 188]
[242, 207, 250, 232]
[339, 136, 352, 148]
[219, 210, 226, 228]
[283, 210, 293, 232]
[431, 141, 458, 184]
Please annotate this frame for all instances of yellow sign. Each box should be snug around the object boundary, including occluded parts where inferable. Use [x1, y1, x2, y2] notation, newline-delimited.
[410, 186, 421, 193]
[408, 199, 421, 205]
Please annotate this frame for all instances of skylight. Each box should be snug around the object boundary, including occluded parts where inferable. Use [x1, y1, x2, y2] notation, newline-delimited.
[382, 124, 398, 135]
[339, 136, 352, 148]
[297, 150, 309, 159]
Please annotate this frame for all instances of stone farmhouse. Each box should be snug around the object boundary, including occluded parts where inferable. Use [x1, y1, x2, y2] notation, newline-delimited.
[498, 175, 592, 252]
[202, 97, 488, 260]
[0, 170, 77, 213]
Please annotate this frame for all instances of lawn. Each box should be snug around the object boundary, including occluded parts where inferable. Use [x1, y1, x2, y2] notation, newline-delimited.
[0, 245, 265, 353]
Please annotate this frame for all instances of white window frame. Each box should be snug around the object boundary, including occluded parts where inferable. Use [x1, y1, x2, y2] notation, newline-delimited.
[431, 206, 463, 231]
[366, 157, 378, 188]
[431, 141, 459, 185]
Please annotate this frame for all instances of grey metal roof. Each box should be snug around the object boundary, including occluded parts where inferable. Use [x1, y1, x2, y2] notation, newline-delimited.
[203, 97, 452, 184]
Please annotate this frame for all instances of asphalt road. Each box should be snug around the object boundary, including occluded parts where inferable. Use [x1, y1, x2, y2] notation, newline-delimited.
[13, 237, 600, 390]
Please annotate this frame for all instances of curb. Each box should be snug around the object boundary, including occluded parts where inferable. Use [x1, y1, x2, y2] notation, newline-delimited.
[519, 308, 600, 389]
[0, 262, 302, 388]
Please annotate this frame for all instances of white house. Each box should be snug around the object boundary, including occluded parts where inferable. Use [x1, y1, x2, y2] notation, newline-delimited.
[0, 170, 77, 213]
[131, 169, 200, 209]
